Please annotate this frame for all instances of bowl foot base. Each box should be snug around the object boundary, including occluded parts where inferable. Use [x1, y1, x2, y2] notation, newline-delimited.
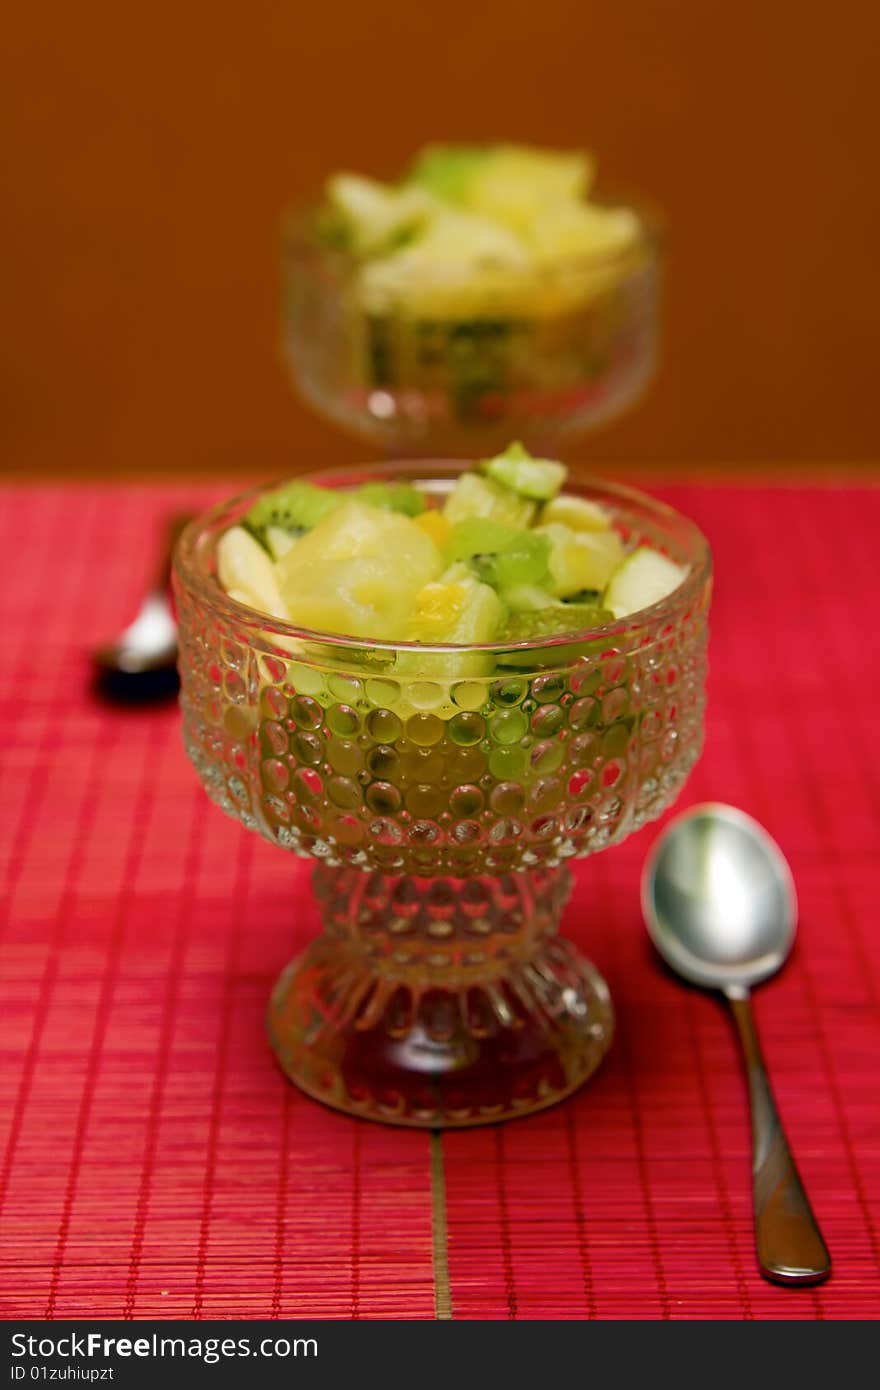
[267, 927, 613, 1128]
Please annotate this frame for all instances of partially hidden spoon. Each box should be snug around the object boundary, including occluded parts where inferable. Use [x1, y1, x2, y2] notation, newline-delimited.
[641, 802, 831, 1286]
[92, 514, 190, 702]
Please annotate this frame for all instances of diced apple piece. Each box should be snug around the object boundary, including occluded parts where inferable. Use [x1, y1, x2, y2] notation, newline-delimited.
[539, 494, 613, 533]
[604, 547, 689, 619]
[437, 560, 472, 584]
[265, 526, 297, 560]
[534, 523, 624, 597]
[327, 173, 436, 255]
[480, 442, 567, 500]
[443, 472, 535, 529]
[502, 584, 562, 613]
[217, 527, 288, 619]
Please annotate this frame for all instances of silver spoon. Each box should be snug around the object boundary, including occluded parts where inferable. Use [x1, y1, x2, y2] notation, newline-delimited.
[92, 514, 189, 701]
[642, 802, 831, 1286]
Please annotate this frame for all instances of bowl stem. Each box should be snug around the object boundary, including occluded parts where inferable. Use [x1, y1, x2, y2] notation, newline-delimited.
[267, 862, 613, 1127]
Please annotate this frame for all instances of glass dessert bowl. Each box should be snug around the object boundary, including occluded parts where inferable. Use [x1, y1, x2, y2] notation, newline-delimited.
[281, 144, 660, 457]
[173, 464, 710, 1127]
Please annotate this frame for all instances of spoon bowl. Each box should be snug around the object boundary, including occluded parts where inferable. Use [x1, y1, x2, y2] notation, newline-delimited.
[91, 515, 189, 702]
[93, 593, 179, 676]
[642, 802, 796, 991]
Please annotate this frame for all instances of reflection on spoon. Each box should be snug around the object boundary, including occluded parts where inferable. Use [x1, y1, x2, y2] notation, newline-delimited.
[92, 515, 190, 703]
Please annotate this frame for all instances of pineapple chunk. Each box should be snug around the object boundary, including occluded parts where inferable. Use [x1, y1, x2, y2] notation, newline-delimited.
[217, 526, 288, 619]
[395, 573, 504, 679]
[408, 576, 504, 644]
[277, 558, 399, 638]
[276, 501, 442, 640]
[357, 208, 530, 316]
[528, 202, 640, 264]
[462, 146, 594, 235]
[443, 472, 535, 529]
[534, 523, 624, 597]
[396, 207, 529, 263]
[526, 203, 643, 311]
[414, 508, 452, 549]
[277, 499, 437, 569]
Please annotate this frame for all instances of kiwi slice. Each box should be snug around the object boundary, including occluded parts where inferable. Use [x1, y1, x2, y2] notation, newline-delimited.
[356, 481, 427, 516]
[496, 602, 612, 671]
[445, 519, 551, 591]
[499, 602, 611, 642]
[404, 144, 490, 202]
[244, 481, 341, 547]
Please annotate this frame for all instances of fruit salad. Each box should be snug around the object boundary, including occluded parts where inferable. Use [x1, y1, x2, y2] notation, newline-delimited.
[216, 444, 688, 654]
[318, 143, 643, 320]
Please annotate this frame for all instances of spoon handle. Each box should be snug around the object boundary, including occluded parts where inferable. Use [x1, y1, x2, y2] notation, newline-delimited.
[725, 988, 831, 1285]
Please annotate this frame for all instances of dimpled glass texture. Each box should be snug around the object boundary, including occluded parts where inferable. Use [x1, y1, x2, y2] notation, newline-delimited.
[281, 208, 659, 457]
[174, 464, 711, 1127]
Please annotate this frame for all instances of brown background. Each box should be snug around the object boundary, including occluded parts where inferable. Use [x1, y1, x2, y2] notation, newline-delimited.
[3, 1, 879, 479]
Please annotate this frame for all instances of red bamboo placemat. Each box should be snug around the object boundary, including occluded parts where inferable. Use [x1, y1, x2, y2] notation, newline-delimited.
[1, 481, 878, 1320]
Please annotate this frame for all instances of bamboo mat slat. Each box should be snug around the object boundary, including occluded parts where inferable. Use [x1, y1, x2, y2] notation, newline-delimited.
[0, 481, 878, 1319]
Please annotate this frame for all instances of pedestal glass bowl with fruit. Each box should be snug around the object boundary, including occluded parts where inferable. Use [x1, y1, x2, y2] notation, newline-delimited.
[173, 449, 710, 1126]
[282, 144, 660, 457]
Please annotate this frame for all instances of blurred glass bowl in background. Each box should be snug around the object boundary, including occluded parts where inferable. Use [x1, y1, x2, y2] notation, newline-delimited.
[281, 203, 661, 458]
